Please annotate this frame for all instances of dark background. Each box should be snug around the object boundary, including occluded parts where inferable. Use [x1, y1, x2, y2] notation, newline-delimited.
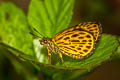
[0, 0, 120, 80]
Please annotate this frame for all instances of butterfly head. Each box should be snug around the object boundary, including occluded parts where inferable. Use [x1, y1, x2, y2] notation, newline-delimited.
[40, 38, 53, 47]
[40, 38, 48, 45]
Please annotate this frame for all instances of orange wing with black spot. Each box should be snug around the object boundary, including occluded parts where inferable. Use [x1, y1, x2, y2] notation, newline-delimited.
[52, 22, 101, 59]
[55, 22, 101, 41]
[53, 28, 95, 59]
[77, 22, 102, 41]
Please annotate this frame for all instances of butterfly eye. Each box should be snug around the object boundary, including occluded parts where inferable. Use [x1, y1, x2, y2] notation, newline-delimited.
[40, 38, 48, 45]
[44, 39, 48, 44]
[39, 39, 46, 44]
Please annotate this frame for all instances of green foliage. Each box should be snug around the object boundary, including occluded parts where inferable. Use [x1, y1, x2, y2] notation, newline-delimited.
[112, 37, 120, 60]
[27, 0, 119, 79]
[28, 0, 74, 38]
[0, 45, 40, 80]
[0, 1, 120, 80]
[0, 2, 35, 57]
[27, 34, 119, 80]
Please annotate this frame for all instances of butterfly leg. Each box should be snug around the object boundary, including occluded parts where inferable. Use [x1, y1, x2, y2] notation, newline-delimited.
[48, 52, 51, 64]
[47, 47, 52, 64]
[58, 52, 66, 66]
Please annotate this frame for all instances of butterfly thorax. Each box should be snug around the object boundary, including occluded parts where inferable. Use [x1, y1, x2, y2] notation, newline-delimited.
[40, 38, 58, 53]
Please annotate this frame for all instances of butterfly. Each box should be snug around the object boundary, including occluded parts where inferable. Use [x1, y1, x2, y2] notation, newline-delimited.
[32, 22, 102, 64]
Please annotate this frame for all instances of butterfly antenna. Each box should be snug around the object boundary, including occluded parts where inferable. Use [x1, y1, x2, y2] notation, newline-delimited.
[30, 28, 44, 39]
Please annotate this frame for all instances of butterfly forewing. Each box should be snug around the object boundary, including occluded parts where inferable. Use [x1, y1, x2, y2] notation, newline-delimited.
[53, 27, 95, 59]
[55, 22, 101, 41]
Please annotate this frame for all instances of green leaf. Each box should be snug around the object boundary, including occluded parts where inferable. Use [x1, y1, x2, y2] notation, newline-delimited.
[0, 2, 35, 57]
[0, 46, 39, 80]
[50, 34, 119, 80]
[25, 34, 119, 80]
[112, 36, 120, 60]
[28, 0, 74, 38]
[55, 34, 118, 68]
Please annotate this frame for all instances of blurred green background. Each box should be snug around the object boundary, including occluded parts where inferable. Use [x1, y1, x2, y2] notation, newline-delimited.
[0, 0, 120, 80]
